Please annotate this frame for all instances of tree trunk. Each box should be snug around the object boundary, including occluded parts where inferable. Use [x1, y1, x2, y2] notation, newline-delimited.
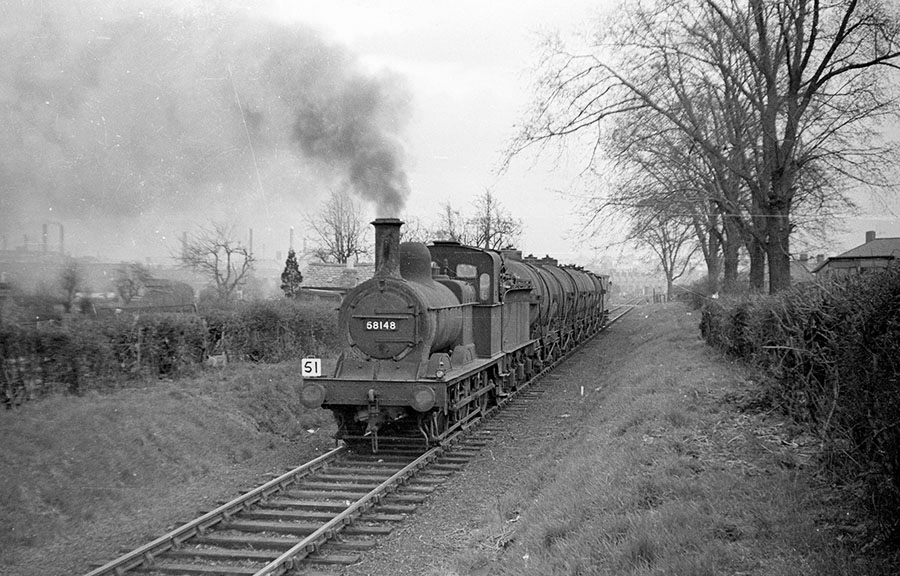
[706, 253, 721, 295]
[721, 215, 741, 294]
[748, 238, 765, 292]
[766, 207, 792, 293]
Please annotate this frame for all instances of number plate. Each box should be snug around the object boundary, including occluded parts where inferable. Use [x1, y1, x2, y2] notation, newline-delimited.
[301, 358, 321, 377]
[365, 320, 398, 331]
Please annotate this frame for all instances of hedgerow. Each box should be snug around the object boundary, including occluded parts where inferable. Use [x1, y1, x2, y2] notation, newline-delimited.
[1, 298, 341, 406]
[201, 299, 340, 363]
[701, 267, 900, 536]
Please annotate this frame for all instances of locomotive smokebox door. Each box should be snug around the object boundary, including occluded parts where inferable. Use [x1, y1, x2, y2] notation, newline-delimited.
[348, 289, 417, 360]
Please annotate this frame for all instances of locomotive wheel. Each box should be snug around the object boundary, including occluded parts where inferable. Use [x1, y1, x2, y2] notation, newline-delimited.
[427, 410, 448, 441]
[477, 389, 489, 414]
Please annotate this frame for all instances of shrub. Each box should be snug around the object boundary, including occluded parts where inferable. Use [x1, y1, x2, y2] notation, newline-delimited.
[701, 268, 900, 536]
[1, 297, 341, 404]
[201, 299, 340, 363]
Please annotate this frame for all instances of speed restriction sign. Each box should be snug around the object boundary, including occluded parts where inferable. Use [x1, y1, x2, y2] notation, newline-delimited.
[301, 358, 322, 377]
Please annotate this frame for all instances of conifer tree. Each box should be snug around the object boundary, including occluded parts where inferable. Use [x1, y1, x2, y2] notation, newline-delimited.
[280, 249, 303, 298]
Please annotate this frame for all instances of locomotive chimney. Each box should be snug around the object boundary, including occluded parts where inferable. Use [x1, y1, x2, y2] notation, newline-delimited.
[372, 218, 403, 278]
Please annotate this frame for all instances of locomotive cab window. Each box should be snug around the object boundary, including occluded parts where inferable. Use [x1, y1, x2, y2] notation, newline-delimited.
[479, 273, 491, 301]
[456, 263, 477, 278]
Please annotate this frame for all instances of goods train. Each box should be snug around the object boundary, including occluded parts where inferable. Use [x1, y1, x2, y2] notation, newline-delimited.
[300, 218, 608, 447]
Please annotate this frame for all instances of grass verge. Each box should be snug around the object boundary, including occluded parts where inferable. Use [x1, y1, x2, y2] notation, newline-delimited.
[0, 361, 336, 575]
[444, 303, 898, 575]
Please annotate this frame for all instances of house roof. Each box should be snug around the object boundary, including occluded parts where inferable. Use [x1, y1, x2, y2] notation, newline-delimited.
[813, 237, 900, 273]
[302, 262, 374, 290]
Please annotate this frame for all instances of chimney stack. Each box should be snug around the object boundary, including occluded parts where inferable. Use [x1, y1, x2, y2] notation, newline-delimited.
[372, 218, 403, 278]
[866, 230, 876, 243]
[289, 226, 294, 251]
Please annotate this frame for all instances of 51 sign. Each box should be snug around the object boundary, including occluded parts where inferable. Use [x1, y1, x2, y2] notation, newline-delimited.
[301, 358, 322, 378]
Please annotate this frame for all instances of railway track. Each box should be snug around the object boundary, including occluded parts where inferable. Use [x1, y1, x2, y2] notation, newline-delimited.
[83, 303, 635, 576]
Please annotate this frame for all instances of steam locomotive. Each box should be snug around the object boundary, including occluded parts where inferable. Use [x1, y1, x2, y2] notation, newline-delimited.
[299, 218, 609, 446]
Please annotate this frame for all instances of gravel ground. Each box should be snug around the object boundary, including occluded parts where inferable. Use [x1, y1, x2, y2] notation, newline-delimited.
[333, 330, 616, 576]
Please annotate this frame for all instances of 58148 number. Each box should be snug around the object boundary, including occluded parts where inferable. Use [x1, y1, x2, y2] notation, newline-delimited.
[365, 320, 397, 331]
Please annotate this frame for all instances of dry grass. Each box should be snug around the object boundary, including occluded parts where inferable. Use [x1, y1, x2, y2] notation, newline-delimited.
[444, 304, 898, 575]
[0, 361, 336, 575]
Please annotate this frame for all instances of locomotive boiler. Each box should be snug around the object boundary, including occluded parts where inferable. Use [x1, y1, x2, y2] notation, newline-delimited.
[300, 218, 608, 446]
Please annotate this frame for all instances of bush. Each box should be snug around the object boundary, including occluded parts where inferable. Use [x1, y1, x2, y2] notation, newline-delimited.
[1, 298, 342, 405]
[200, 299, 340, 363]
[701, 268, 900, 536]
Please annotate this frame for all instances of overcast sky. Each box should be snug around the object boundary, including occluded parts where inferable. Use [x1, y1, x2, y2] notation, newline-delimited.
[261, 0, 613, 263]
[3, 0, 897, 267]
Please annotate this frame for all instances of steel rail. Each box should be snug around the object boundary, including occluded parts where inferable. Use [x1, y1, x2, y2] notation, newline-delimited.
[82, 445, 346, 576]
[252, 445, 443, 576]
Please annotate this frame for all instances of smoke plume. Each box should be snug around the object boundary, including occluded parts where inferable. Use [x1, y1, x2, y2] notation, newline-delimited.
[0, 0, 411, 256]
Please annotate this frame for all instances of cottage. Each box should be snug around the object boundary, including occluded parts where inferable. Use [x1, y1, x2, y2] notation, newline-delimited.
[297, 262, 375, 302]
[813, 231, 900, 277]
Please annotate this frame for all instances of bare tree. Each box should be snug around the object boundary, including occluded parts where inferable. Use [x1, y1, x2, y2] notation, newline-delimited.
[631, 205, 700, 300]
[400, 215, 432, 243]
[179, 222, 254, 303]
[305, 188, 369, 264]
[468, 189, 523, 250]
[433, 202, 472, 244]
[509, 0, 900, 293]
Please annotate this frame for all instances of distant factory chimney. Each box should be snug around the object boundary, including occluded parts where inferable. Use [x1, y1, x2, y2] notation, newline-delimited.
[290, 226, 294, 251]
[866, 230, 876, 243]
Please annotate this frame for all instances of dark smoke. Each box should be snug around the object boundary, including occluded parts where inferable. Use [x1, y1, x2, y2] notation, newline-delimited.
[292, 75, 411, 216]
[0, 1, 411, 255]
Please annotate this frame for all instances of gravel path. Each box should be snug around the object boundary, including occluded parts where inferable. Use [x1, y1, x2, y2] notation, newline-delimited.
[337, 322, 622, 576]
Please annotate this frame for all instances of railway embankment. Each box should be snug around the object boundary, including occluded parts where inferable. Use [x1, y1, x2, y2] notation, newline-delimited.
[1, 302, 897, 576]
